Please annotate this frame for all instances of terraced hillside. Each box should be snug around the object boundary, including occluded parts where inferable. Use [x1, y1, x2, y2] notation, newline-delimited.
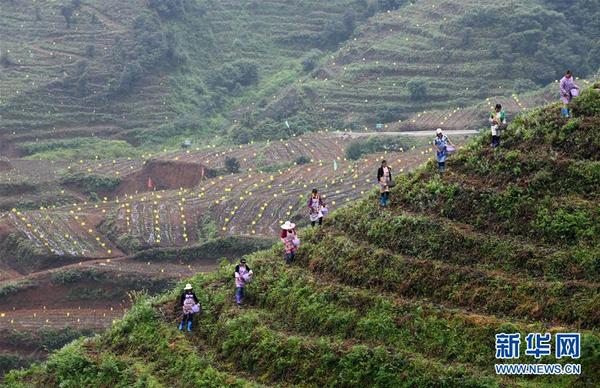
[0, 256, 220, 378]
[0, 0, 367, 154]
[2, 0, 598, 155]
[0, 0, 171, 143]
[240, 0, 599, 134]
[0, 131, 439, 379]
[5, 83, 599, 387]
[0, 134, 436, 268]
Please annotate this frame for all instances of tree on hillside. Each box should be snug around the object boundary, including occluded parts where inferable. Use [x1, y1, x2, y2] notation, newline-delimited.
[109, 62, 144, 97]
[148, 0, 186, 19]
[343, 10, 357, 33]
[225, 157, 240, 174]
[377, 0, 404, 11]
[208, 61, 260, 92]
[407, 80, 428, 101]
[85, 45, 95, 58]
[301, 49, 323, 72]
[0, 51, 14, 67]
[319, 19, 353, 49]
[73, 60, 90, 96]
[59, 0, 81, 28]
[60, 5, 74, 28]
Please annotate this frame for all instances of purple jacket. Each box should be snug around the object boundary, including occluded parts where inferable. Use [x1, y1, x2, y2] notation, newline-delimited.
[560, 76, 578, 97]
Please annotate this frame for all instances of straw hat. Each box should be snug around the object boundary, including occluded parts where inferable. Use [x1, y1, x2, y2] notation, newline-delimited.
[184, 283, 193, 290]
[280, 221, 296, 230]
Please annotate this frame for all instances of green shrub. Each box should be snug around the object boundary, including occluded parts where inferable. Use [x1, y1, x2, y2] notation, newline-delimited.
[0, 354, 28, 376]
[224, 156, 240, 173]
[0, 280, 34, 298]
[208, 61, 259, 92]
[533, 206, 595, 244]
[51, 269, 84, 285]
[148, 0, 185, 19]
[301, 49, 323, 72]
[345, 135, 415, 160]
[294, 155, 311, 165]
[60, 172, 122, 194]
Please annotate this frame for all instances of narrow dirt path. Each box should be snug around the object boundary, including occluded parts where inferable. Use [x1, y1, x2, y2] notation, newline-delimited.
[332, 129, 479, 138]
[0, 308, 124, 330]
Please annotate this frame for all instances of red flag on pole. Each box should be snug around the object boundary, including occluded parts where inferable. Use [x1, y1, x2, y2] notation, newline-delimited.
[147, 177, 154, 190]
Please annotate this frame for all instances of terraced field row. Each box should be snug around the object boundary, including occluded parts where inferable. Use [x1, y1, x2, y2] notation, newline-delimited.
[278, 0, 593, 129]
[0, 143, 435, 259]
[0, 308, 124, 331]
[0, 0, 171, 136]
[8, 208, 121, 258]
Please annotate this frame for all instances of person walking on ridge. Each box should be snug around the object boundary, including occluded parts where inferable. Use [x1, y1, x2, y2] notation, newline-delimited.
[377, 160, 392, 208]
[234, 258, 252, 306]
[434, 128, 455, 174]
[179, 283, 200, 332]
[280, 221, 299, 264]
[490, 103, 506, 148]
[307, 188, 326, 227]
[559, 70, 580, 118]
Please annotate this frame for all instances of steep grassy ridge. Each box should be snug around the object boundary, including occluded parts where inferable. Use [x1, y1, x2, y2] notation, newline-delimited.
[5, 81, 599, 388]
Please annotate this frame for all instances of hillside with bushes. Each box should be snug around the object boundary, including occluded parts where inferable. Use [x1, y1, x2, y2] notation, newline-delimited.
[5, 85, 599, 386]
[1, 0, 599, 157]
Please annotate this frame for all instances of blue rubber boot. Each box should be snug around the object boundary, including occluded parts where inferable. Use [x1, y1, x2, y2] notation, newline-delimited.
[187, 320, 193, 332]
[178, 321, 184, 331]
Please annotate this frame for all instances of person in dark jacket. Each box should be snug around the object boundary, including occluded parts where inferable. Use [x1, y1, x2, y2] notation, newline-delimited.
[377, 160, 392, 207]
[179, 283, 199, 332]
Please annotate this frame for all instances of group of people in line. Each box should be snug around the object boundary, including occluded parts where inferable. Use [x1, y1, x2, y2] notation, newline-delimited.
[179, 69, 582, 331]
[178, 189, 326, 329]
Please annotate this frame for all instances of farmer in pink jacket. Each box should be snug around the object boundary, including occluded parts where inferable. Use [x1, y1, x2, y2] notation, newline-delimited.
[307, 188, 326, 227]
[234, 258, 252, 306]
[280, 221, 298, 264]
[559, 70, 579, 118]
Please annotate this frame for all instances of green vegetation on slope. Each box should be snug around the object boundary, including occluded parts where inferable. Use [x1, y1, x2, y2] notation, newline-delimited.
[0, 328, 95, 378]
[3, 0, 599, 157]
[19, 138, 143, 161]
[5, 81, 600, 388]
[250, 0, 600, 131]
[345, 135, 420, 160]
